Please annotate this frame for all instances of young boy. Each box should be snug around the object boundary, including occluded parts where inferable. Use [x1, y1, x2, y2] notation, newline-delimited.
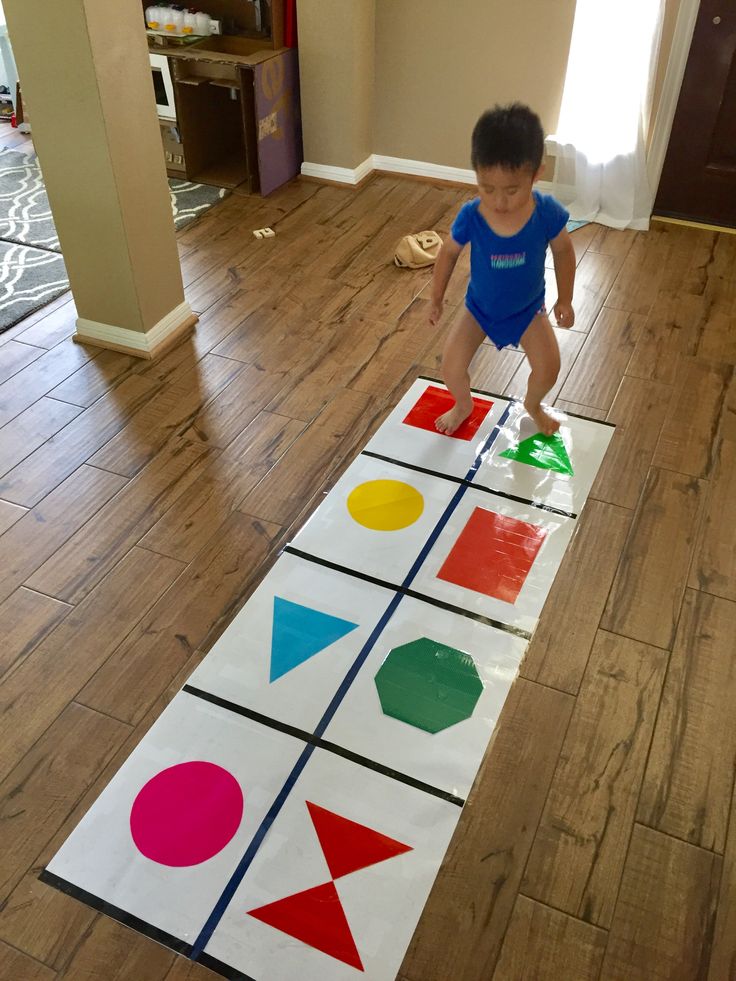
[429, 103, 576, 436]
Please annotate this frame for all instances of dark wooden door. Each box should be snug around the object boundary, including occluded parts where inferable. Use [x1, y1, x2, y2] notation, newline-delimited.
[655, 0, 736, 227]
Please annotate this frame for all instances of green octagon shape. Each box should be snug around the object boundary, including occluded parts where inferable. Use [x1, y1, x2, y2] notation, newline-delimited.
[374, 637, 483, 733]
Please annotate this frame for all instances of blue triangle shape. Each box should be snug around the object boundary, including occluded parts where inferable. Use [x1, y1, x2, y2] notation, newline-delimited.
[270, 597, 359, 682]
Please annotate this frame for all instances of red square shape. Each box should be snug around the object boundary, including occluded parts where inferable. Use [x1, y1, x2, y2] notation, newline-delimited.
[402, 385, 494, 441]
[437, 507, 547, 603]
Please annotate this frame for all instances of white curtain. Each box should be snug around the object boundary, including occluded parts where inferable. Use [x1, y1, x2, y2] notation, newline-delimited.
[548, 0, 665, 230]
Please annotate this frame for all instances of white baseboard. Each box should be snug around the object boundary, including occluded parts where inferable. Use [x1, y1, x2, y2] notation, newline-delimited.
[301, 157, 374, 185]
[302, 154, 555, 194]
[372, 155, 476, 185]
[75, 300, 196, 358]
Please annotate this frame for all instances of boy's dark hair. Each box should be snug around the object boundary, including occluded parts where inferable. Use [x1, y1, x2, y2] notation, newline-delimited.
[471, 103, 544, 173]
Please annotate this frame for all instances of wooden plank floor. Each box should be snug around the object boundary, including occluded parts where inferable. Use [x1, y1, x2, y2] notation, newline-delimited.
[1, 145, 735, 979]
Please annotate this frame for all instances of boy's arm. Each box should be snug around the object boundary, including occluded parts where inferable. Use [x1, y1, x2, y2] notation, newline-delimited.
[429, 237, 463, 326]
[549, 227, 576, 328]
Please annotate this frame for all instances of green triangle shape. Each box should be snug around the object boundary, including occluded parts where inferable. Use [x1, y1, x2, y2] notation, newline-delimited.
[499, 432, 574, 475]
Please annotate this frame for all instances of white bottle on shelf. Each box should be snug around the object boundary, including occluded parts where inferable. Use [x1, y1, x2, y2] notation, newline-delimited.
[145, 6, 160, 29]
[194, 11, 212, 35]
[183, 10, 197, 34]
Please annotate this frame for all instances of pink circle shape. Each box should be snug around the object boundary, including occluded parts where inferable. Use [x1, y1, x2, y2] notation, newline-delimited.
[130, 761, 244, 867]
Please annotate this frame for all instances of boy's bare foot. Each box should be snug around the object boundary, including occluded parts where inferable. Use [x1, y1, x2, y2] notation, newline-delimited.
[436, 401, 473, 435]
[524, 399, 560, 436]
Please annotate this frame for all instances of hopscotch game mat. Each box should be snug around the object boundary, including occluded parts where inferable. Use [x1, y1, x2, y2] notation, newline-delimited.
[42, 377, 614, 981]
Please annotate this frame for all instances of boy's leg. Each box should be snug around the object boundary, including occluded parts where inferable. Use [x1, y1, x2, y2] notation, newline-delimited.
[436, 308, 486, 435]
[519, 313, 561, 436]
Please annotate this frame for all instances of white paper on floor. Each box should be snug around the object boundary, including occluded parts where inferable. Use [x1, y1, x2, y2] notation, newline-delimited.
[409, 486, 577, 635]
[290, 453, 459, 587]
[44, 692, 306, 946]
[44, 377, 615, 980]
[475, 399, 614, 515]
[363, 376, 510, 480]
[322, 593, 527, 799]
[187, 552, 395, 732]
[203, 749, 460, 981]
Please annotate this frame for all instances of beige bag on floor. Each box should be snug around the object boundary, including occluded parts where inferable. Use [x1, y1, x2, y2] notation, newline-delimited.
[394, 230, 443, 269]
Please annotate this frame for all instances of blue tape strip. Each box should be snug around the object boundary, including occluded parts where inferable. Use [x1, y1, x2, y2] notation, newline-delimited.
[191, 401, 513, 959]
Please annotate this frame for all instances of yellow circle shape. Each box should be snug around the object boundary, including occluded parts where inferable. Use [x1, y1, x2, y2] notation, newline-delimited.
[347, 479, 424, 531]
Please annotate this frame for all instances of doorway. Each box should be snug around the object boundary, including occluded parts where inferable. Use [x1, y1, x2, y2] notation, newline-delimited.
[655, 0, 736, 227]
[0, 0, 19, 123]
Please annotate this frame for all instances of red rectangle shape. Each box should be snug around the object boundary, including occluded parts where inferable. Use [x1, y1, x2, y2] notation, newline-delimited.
[437, 507, 547, 603]
[402, 385, 494, 441]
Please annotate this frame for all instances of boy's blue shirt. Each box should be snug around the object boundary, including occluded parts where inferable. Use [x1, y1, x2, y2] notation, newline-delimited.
[451, 191, 569, 323]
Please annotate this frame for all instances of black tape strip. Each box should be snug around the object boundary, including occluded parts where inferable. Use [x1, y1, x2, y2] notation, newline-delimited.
[416, 374, 616, 428]
[183, 687, 465, 807]
[195, 952, 257, 980]
[284, 546, 399, 593]
[283, 547, 533, 640]
[468, 480, 577, 518]
[360, 450, 577, 518]
[183, 685, 316, 744]
[361, 449, 466, 486]
[316, 738, 465, 806]
[38, 870, 193, 958]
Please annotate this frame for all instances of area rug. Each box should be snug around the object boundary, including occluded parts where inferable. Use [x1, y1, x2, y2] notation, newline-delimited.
[0, 147, 228, 333]
[0, 240, 68, 330]
[168, 177, 229, 230]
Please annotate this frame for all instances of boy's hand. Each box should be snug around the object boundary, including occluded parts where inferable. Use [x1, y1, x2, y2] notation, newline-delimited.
[429, 300, 444, 326]
[553, 302, 575, 329]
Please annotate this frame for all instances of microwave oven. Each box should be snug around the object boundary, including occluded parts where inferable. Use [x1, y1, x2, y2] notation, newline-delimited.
[150, 52, 176, 120]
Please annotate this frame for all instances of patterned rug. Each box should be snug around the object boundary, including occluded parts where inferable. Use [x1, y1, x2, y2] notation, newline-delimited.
[0, 241, 68, 328]
[0, 147, 228, 333]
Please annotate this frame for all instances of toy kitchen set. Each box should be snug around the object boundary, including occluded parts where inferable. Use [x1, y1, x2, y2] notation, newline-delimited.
[146, 0, 301, 195]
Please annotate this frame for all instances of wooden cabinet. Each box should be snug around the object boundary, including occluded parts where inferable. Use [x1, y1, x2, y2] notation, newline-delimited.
[159, 119, 186, 176]
[157, 41, 301, 194]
